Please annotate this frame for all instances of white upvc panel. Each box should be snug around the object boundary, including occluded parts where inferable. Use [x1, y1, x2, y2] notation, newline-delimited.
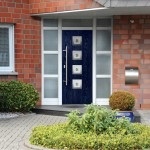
[41, 19, 44, 105]
[96, 98, 109, 105]
[43, 27, 58, 30]
[58, 18, 62, 105]
[111, 18, 113, 96]
[43, 75, 58, 78]
[96, 51, 111, 54]
[92, 18, 96, 105]
[43, 51, 58, 54]
[96, 75, 111, 78]
[96, 27, 112, 30]
[62, 27, 93, 30]
[42, 99, 59, 105]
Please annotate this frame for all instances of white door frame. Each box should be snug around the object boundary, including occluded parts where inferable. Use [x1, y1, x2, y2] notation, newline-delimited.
[41, 18, 112, 105]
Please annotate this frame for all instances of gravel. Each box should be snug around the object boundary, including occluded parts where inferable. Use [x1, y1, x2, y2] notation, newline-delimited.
[0, 112, 20, 119]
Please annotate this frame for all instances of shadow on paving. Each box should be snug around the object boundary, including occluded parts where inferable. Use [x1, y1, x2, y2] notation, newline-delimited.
[32, 105, 141, 123]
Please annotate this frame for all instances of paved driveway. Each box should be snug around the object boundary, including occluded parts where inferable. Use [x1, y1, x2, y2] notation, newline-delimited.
[0, 110, 150, 150]
[0, 114, 67, 150]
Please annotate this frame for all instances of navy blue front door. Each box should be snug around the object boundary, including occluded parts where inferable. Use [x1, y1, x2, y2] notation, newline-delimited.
[62, 30, 92, 104]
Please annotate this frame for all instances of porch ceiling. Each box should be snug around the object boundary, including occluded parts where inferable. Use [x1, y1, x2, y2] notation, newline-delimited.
[32, 6, 150, 18]
[95, 0, 150, 7]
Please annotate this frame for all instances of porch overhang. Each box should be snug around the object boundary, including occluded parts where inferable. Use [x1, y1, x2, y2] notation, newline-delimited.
[31, 6, 150, 18]
[95, 0, 150, 7]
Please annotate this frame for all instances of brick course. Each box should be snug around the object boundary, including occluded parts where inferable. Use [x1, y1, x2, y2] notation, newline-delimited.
[113, 15, 150, 109]
[29, 0, 101, 14]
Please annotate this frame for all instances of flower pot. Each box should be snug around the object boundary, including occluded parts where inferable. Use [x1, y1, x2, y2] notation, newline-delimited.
[116, 111, 134, 122]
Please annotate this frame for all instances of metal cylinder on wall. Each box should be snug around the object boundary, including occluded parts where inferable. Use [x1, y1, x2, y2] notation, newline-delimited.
[125, 67, 139, 85]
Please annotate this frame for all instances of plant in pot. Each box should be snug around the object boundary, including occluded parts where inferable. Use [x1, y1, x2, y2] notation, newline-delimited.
[109, 90, 135, 122]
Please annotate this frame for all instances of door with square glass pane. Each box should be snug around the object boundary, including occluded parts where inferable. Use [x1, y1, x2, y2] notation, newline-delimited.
[62, 30, 92, 104]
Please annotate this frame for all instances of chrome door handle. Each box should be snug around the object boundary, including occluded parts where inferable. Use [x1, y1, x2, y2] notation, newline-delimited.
[63, 46, 68, 85]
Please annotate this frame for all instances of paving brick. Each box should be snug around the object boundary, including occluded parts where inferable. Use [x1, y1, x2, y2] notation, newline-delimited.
[0, 114, 67, 150]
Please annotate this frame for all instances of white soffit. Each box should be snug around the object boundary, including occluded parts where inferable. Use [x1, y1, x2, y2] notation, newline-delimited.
[95, 0, 150, 7]
[31, 6, 150, 18]
[31, 7, 107, 18]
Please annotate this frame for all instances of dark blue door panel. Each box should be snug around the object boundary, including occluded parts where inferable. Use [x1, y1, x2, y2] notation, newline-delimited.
[62, 30, 92, 104]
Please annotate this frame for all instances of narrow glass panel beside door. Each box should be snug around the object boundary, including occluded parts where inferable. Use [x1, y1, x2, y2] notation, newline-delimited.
[96, 30, 111, 51]
[44, 30, 58, 51]
[96, 78, 110, 98]
[96, 54, 111, 75]
[44, 78, 58, 98]
[44, 54, 58, 74]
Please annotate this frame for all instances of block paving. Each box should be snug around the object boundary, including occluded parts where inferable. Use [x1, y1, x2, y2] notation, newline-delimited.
[0, 113, 67, 150]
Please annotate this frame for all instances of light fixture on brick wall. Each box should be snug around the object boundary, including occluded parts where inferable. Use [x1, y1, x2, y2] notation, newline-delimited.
[130, 19, 134, 24]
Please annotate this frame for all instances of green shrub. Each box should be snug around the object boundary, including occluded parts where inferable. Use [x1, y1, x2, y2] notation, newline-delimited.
[0, 80, 39, 112]
[66, 104, 137, 135]
[30, 105, 150, 150]
[0, 82, 8, 111]
[109, 91, 135, 111]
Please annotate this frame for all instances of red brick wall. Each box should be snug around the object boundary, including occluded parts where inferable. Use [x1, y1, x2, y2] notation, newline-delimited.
[29, 0, 101, 14]
[113, 15, 150, 109]
[0, 75, 17, 81]
[0, 0, 41, 104]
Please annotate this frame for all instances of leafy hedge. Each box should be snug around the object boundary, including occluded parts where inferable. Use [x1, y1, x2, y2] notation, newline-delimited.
[0, 80, 39, 112]
[30, 105, 150, 150]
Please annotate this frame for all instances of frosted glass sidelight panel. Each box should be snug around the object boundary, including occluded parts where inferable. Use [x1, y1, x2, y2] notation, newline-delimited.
[96, 78, 110, 98]
[44, 78, 58, 98]
[44, 54, 58, 74]
[62, 19, 93, 27]
[96, 54, 111, 75]
[0, 28, 9, 66]
[43, 19, 58, 27]
[96, 30, 111, 51]
[97, 19, 111, 27]
[44, 30, 58, 51]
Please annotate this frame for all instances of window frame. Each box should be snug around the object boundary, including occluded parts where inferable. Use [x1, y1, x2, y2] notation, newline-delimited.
[0, 24, 14, 72]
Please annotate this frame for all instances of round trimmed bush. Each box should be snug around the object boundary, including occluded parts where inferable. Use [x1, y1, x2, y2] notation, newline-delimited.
[0, 80, 39, 112]
[109, 91, 135, 111]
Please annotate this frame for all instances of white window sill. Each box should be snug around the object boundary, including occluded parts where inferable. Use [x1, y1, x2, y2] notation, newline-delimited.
[0, 72, 18, 75]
